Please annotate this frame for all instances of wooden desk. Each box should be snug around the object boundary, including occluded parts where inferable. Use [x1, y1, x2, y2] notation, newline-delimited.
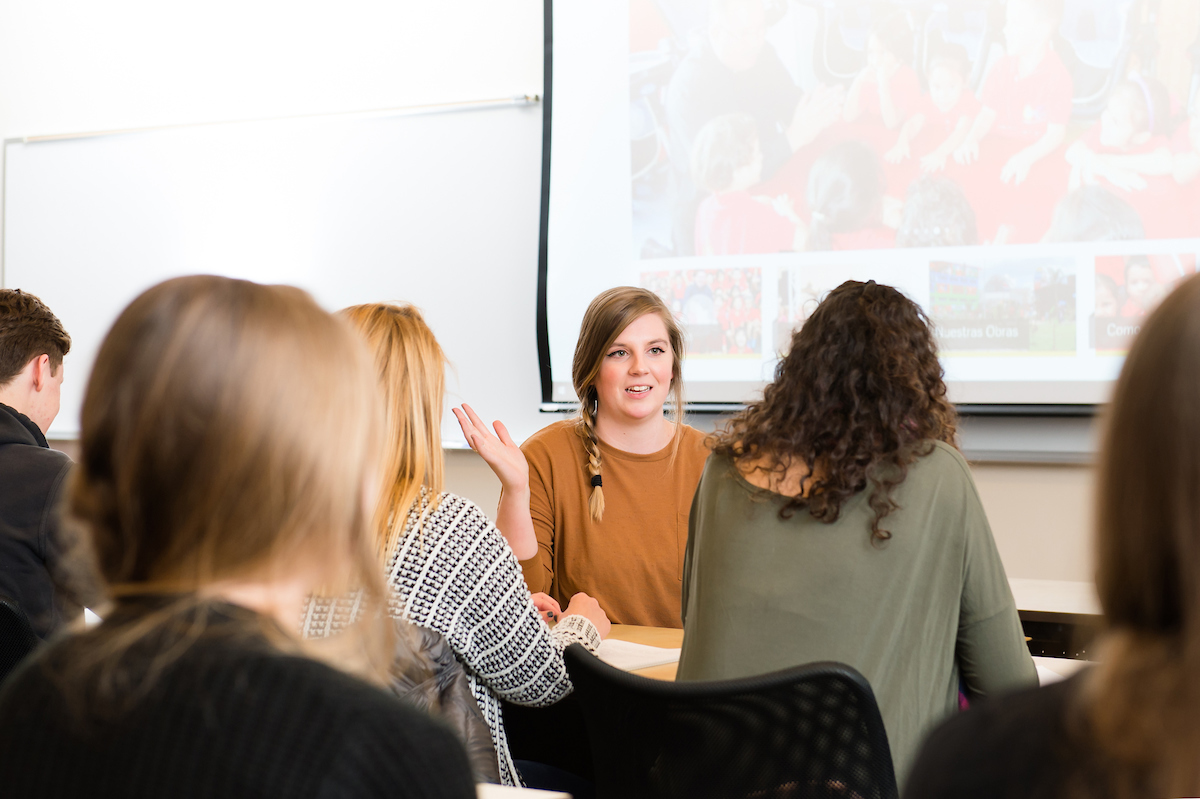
[608, 624, 682, 681]
[608, 579, 1102, 682]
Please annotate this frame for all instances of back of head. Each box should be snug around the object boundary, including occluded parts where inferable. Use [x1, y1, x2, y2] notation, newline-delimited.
[716, 280, 956, 541]
[572, 287, 686, 522]
[1082, 273, 1200, 796]
[806, 141, 883, 251]
[0, 289, 71, 385]
[896, 176, 979, 248]
[340, 302, 446, 558]
[73, 275, 384, 619]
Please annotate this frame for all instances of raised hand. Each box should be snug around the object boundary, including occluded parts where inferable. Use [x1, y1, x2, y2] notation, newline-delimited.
[452, 403, 538, 561]
[452, 403, 529, 493]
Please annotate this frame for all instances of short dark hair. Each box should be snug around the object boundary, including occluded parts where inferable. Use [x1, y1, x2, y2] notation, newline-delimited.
[0, 289, 71, 385]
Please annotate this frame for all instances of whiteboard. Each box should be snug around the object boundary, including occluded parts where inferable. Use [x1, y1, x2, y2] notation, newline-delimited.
[3, 104, 553, 445]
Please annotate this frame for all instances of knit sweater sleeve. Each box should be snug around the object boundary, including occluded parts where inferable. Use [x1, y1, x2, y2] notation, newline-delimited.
[391, 492, 600, 708]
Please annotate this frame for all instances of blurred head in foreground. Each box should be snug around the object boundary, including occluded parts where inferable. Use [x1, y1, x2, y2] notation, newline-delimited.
[69, 275, 392, 691]
[1083, 272, 1200, 796]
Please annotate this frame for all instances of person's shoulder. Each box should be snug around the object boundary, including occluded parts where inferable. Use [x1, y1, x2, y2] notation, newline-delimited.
[423, 491, 503, 546]
[679, 423, 712, 451]
[267, 650, 474, 797]
[912, 439, 972, 479]
[522, 418, 581, 458]
[678, 425, 715, 468]
[0, 432, 71, 476]
[906, 676, 1079, 798]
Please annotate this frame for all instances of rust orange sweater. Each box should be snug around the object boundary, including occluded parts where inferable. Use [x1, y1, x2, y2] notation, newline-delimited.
[518, 419, 710, 628]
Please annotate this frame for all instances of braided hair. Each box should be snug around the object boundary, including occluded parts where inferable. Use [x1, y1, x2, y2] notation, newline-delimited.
[571, 287, 686, 522]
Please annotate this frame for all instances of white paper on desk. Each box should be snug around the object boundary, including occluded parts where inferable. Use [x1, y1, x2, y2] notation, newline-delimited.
[595, 638, 682, 671]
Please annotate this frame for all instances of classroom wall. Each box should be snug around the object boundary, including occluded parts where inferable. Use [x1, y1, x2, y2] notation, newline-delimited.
[15, 0, 1096, 584]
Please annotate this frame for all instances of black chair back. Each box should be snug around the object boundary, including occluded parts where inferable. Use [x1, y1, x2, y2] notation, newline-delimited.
[564, 644, 898, 799]
[0, 595, 39, 686]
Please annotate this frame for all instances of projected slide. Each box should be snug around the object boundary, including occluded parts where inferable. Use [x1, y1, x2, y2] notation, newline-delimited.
[544, 0, 1200, 406]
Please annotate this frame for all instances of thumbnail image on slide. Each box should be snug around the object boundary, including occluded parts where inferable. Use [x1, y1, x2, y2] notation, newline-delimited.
[643, 267, 763, 356]
[629, 0, 1200, 258]
[1092, 253, 1198, 351]
[931, 258, 1075, 354]
[775, 264, 927, 351]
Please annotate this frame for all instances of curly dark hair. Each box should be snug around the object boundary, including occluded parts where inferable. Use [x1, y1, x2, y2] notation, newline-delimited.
[714, 280, 957, 543]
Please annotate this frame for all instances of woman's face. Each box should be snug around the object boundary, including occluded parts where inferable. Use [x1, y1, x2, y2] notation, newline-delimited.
[593, 313, 675, 426]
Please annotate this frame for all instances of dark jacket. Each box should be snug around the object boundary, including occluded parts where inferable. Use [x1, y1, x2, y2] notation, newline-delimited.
[0, 598, 477, 799]
[389, 623, 501, 784]
[0, 403, 75, 638]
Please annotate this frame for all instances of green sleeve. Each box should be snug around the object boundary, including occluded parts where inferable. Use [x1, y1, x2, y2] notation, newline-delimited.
[954, 458, 1038, 699]
[680, 463, 707, 627]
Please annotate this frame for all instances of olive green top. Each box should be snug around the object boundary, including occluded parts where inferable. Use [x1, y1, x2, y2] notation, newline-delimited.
[678, 441, 1036, 785]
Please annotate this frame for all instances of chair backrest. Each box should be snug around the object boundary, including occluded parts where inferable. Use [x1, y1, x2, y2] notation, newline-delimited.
[564, 644, 898, 799]
[0, 595, 39, 687]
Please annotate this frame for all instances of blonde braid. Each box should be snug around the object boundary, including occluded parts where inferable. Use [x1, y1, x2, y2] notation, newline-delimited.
[579, 401, 605, 522]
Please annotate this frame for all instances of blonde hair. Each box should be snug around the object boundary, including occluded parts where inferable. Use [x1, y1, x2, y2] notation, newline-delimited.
[571, 287, 686, 522]
[340, 303, 446, 558]
[67, 275, 393, 703]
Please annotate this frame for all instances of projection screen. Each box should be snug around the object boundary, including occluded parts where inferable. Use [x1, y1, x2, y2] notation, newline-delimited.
[539, 0, 1200, 408]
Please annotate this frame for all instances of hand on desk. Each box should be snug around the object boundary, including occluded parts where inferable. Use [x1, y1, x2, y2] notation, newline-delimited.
[563, 592, 611, 639]
[534, 591, 610, 638]
[531, 592, 561, 623]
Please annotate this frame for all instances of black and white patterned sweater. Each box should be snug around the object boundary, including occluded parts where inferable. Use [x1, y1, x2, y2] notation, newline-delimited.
[302, 490, 601, 787]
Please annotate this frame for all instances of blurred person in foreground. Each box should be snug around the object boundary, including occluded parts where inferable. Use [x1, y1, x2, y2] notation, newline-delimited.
[907, 272, 1200, 798]
[0, 276, 474, 799]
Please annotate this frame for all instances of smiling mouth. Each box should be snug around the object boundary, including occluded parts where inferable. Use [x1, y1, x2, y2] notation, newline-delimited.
[625, 385, 652, 396]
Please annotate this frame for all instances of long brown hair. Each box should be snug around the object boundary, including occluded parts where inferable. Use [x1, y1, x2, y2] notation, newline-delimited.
[65, 275, 393, 709]
[714, 280, 956, 543]
[1070, 273, 1200, 797]
[340, 303, 446, 559]
[572, 287, 686, 522]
